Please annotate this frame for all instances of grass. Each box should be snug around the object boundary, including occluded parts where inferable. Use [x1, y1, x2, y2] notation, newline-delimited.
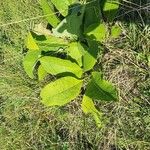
[0, 0, 150, 150]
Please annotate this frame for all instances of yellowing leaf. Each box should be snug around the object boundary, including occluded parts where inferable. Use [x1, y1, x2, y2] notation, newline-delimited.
[40, 76, 83, 106]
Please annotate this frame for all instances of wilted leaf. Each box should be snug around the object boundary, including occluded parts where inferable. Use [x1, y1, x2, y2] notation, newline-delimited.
[85, 71, 118, 101]
[40, 76, 83, 106]
[40, 56, 83, 78]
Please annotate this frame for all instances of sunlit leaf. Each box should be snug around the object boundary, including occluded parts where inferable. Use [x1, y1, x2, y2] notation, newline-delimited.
[25, 32, 39, 50]
[38, 65, 47, 81]
[111, 24, 122, 38]
[79, 39, 100, 72]
[40, 56, 83, 78]
[40, 76, 83, 106]
[86, 71, 118, 101]
[23, 50, 41, 79]
[67, 42, 82, 66]
[85, 23, 107, 41]
[81, 95, 102, 127]
[51, 0, 70, 16]
[39, 0, 60, 27]
[30, 31, 68, 52]
[103, 0, 120, 21]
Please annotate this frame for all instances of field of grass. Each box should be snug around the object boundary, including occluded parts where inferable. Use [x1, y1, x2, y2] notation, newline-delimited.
[0, 0, 150, 150]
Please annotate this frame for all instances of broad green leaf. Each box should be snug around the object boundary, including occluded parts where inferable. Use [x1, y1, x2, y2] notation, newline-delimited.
[39, 0, 60, 27]
[85, 23, 107, 41]
[67, 42, 82, 67]
[40, 76, 83, 106]
[79, 39, 99, 72]
[23, 50, 41, 79]
[85, 71, 118, 101]
[40, 56, 83, 78]
[38, 65, 47, 81]
[111, 24, 122, 38]
[37, 36, 68, 51]
[84, 0, 101, 31]
[52, 4, 85, 39]
[30, 31, 68, 52]
[51, 0, 69, 16]
[81, 95, 102, 127]
[103, 0, 120, 22]
[25, 32, 39, 50]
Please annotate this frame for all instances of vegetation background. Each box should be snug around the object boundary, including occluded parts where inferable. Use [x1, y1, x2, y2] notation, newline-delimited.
[0, 0, 150, 149]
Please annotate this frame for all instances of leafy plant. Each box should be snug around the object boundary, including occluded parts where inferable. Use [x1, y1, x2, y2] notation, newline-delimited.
[23, 0, 121, 127]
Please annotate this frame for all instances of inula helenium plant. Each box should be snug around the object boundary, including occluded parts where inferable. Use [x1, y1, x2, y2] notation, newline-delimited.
[23, 0, 121, 127]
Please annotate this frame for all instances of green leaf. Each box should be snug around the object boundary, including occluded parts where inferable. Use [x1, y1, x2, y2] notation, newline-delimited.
[39, 0, 60, 27]
[40, 76, 83, 106]
[85, 71, 118, 101]
[81, 95, 102, 127]
[38, 65, 47, 81]
[103, 0, 120, 22]
[25, 32, 39, 50]
[51, 0, 70, 16]
[79, 39, 99, 72]
[52, 4, 85, 39]
[67, 42, 82, 67]
[23, 50, 41, 79]
[30, 32, 68, 52]
[85, 23, 107, 41]
[84, 0, 101, 31]
[111, 24, 122, 38]
[40, 56, 83, 78]
[37, 36, 68, 51]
